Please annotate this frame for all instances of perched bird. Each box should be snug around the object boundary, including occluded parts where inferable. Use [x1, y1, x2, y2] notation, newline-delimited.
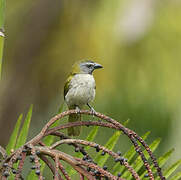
[64, 60, 103, 136]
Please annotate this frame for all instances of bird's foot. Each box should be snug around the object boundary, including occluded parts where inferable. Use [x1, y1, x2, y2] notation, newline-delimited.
[90, 107, 96, 116]
[87, 103, 96, 116]
[75, 106, 81, 114]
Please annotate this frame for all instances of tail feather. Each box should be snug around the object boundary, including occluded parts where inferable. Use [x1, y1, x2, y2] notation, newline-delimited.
[68, 113, 81, 136]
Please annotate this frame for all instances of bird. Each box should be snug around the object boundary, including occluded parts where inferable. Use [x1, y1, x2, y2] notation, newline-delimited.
[64, 60, 103, 136]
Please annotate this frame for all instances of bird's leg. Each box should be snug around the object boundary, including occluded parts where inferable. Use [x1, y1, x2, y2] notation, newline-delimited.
[87, 103, 96, 115]
[75, 106, 81, 114]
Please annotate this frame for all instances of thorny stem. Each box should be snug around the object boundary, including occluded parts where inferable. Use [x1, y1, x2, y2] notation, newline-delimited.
[1, 110, 165, 180]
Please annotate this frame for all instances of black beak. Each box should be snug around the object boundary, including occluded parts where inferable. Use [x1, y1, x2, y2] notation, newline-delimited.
[94, 63, 103, 69]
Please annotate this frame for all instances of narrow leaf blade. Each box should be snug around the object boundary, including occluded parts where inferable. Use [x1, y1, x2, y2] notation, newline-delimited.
[157, 159, 181, 180]
[140, 148, 174, 179]
[6, 114, 23, 155]
[86, 126, 99, 143]
[94, 131, 121, 167]
[170, 171, 181, 180]
[15, 105, 33, 149]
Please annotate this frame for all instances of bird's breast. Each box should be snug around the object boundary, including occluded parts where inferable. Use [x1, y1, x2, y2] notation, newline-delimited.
[65, 74, 96, 107]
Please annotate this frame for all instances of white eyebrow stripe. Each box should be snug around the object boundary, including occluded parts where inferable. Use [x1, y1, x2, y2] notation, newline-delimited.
[86, 62, 94, 66]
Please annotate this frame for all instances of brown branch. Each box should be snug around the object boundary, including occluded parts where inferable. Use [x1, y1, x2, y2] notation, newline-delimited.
[30, 145, 43, 180]
[54, 155, 59, 180]
[39, 155, 63, 179]
[39, 109, 163, 179]
[50, 131, 95, 164]
[0, 145, 7, 159]
[47, 121, 152, 178]
[75, 158, 123, 180]
[46, 121, 119, 136]
[15, 152, 26, 180]
[34, 146, 95, 180]
[134, 134, 165, 180]
[79, 173, 84, 180]
[58, 161, 71, 180]
[1, 110, 165, 180]
[50, 139, 140, 180]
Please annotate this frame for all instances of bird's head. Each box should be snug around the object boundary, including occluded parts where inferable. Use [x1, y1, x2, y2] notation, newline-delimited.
[71, 60, 103, 74]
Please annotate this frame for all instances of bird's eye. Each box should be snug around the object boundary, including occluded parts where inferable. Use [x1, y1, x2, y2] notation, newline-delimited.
[87, 64, 92, 68]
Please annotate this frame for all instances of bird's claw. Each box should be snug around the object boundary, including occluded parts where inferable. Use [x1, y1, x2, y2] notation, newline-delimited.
[75, 106, 81, 114]
[90, 107, 96, 116]
[87, 103, 96, 116]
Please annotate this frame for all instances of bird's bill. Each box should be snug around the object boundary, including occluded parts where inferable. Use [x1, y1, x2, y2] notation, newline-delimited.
[94, 63, 103, 69]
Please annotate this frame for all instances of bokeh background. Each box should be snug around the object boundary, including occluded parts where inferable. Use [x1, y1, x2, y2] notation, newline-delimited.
[0, 0, 181, 177]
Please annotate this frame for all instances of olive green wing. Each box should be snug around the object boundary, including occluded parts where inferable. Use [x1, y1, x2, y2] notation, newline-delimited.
[64, 74, 73, 99]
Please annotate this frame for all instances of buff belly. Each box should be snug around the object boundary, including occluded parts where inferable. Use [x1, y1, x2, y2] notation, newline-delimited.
[65, 74, 95, 108]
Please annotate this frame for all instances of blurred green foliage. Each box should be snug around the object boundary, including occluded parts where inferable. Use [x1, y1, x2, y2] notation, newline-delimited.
[0, 0, 181, 172]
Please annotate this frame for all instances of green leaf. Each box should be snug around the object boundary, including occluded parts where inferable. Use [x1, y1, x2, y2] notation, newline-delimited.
[85, 126, 99, 150]
[140, 148, 174, 179]
[123, 138, 161, 179]
[10, 105, 33, 180]
[27, 171, 38, 180]
[157, 148, 174, 167]
[156, 159, 181, 180]
[57, 102, 65, 114]
[170, 171, 181, 180]
[15, 105, 33, 149]
[94, 130, 121, 167]
[113, 131, 150, 175]
[76, 126, 99, 158]
[6, 114, 23, 155]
